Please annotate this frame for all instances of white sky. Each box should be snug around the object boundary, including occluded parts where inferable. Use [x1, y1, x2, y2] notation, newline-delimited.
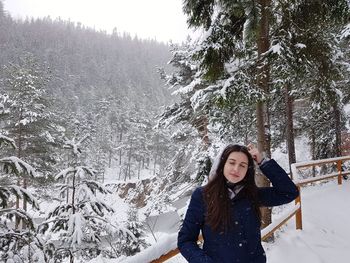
[3, 0, 191, 43]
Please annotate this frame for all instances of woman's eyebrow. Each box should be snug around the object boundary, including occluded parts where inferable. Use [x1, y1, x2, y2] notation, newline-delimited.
[227, 158, 248, 165]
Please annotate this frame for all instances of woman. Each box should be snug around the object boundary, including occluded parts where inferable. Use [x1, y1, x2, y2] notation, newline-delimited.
[178, 144, 299, 263]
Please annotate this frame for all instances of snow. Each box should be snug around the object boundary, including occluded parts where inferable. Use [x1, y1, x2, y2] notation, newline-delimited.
[68, 213, 85, 247]
[0, 156, 37, 177]
[0, 135, 16, 147]
[268, 43, 283, 55]
[264, 180, 350, 263]
[260, 203, 300, 239]
[345, 104, 350, 130]
[64, 134, 90, 156]
[295, 43, 306, 49]
[118, 233, 178, 263]
[272, 136, 312, 173]
[340, 23, 350, 39]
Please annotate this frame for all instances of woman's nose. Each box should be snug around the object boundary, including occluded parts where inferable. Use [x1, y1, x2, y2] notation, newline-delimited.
[232, 164, 239, 172]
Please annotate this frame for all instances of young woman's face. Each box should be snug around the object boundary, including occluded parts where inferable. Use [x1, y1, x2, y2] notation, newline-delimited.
[223, 151, 249, 183]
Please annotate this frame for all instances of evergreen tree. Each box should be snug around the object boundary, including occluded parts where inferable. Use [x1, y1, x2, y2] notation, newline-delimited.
[0, 135, 49, 262]
[120, 207, 148, 256]
[0, 1, 4, 19]
[282, 0, 350, 159]
[1, 53, 61, 174]
[158, 41, 214, 185]
[38, 135, 134, 262]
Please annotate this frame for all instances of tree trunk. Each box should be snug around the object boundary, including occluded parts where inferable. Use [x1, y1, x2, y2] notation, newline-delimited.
[311, 129, 316, 177]
[192, 114, 210, 150]
[138, 161, 141, 179]
[153, 153, 158, 175]
[108, 150, 112, 168]
[256, 0, 272, 230]
[127, 141, 132, 180]
[15, 112, 23, 229]
[119, 130, 123, 165]
[71, 174, 76, 214]
[285, 84, 296, 178]
[334, 99, 342, 157]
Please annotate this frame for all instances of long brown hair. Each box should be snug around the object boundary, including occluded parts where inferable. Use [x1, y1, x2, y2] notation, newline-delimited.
[203, 144, 261, 232]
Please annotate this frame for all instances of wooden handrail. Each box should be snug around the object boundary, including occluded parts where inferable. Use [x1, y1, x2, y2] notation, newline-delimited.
[151, 236, 204, 263]
[151, 156, 349, 263]
[291, 155, 350, 169]
[292, 156, 350, 231]
[150, 248, 179, 263]
[261, 203, 301, 241]
[297, 171, 350, 186]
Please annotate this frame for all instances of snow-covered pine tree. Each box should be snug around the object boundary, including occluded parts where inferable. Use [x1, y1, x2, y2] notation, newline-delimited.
[158, 40, 212, 184]
[288, 1, 350, 160]
[340, 24, 350, 130]
[182, 0, 271, 157]
[38, 134, 135, 262]
[0, 135, 49, 263]
[119, 207, 148, 256]
[1, 53, 61, 175]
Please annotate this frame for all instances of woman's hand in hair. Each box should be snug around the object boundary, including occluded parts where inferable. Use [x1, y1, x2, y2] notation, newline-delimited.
[247, 143, 263, 165]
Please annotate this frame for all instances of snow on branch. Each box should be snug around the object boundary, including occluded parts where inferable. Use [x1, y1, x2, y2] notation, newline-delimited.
[67, 213, 84, 248]
[0, 156, 36, 177]
[83, 180, 111, 195]
[63, 134, 90, 156]
[0, 134, 16, 149]
[1, 185, 40, 210]
[340, 23, 350, 39]
[0, 208, 37, 230]
[55, 166, 94, 181]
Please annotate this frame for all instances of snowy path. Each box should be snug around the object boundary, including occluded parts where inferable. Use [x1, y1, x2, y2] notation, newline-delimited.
[167, 180, 350, 263]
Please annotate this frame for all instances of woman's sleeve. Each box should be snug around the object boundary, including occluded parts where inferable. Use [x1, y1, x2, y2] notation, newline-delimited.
[258, 159, 299, 207]
[177, 187, 214, 263]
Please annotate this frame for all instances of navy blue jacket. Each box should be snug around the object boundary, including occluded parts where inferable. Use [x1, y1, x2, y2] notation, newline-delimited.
[178, 159, 299, 263]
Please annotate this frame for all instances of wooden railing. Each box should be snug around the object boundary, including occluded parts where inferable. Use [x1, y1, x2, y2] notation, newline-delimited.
[291, 155, 350, 230]
[150, 156, 350, 263]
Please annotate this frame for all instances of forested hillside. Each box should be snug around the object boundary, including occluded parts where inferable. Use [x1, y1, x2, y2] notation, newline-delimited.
[0, 2, 181, 261]
[0, 1, 176, 180]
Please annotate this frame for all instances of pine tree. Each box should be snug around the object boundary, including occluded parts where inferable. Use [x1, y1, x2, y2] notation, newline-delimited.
[38, 134, 134, 262]
[158, 41, 213, 183]
[284, 0, 350, 159]
[0, 53, 63, 228]
[0, 135, 49, 262]
[181, 0, 276, 228]
[1, 53, 60, 174]
[0, 1, 4, 19]
[120, 207, 148, 256]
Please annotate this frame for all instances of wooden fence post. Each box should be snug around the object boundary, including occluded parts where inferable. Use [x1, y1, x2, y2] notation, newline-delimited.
[295, 185, 302, 230]
[337, 160, 342, 185]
